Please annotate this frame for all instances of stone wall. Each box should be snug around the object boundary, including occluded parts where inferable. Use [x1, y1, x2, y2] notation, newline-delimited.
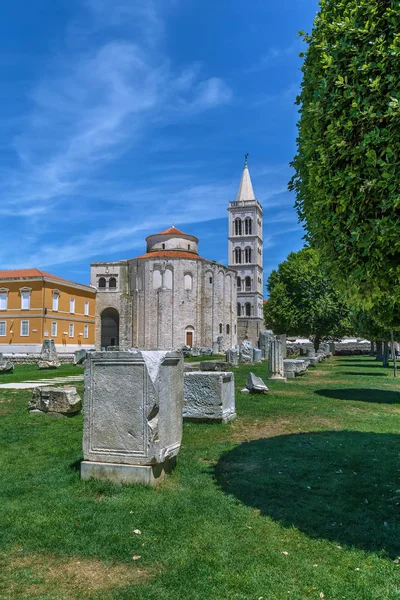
[238, 318, 263, 348]
[4, 354, 75, 365]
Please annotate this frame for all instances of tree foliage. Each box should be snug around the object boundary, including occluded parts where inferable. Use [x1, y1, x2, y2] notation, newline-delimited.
[264, 248, 352, 348]
[290, 0, 400, 319]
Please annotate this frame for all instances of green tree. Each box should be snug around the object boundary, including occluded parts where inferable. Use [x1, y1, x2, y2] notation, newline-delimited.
[264, 248, 352, 350]
[290, 0, 400, 324]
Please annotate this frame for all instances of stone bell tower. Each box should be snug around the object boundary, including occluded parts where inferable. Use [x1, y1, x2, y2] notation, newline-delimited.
[228, 156, 264, 345]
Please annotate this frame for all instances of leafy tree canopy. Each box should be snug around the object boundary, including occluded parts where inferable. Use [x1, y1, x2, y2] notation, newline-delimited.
[290, 0, 400, 318]
[264, 247, 353, 348]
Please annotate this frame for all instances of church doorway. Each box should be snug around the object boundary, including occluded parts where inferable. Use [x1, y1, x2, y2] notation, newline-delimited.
[101, 308, 120, 349]
[185, 327, 194, 348]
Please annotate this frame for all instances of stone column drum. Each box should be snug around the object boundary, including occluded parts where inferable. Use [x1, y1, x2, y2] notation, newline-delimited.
[81, 350, 184, 486]
[268, 340, 286, 380]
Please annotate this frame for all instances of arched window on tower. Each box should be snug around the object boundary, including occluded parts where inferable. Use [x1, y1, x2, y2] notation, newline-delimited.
[245, 218, 252, 235]
[245, 302, 251, 317]
[237, 276, 241, 291]
[245, 276, 251, 291]
[109, 277, 117, 289]
[98, 277, 106, 289]
[234, 219, 242, 236]
[237, 303, 242, 316]
[245, 248, 252, 263]
[234, 248, 242, 264]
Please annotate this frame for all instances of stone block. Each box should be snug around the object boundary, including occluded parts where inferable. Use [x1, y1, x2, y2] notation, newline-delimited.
[37, 360, 61, 369]
[246, 372, 268, 393]
[0, 360, 14, 374]
[74, 349, 87, 365]
[283, 359, 308, 375]
[28, 386, 82, 416]
[81, 350, 183, 486]
[226, 348, 238, 366]
[200, 361, 228, 372]
[259, 330, 274, 359]
[183, 372, 236, 423]
[40, 339, 58, 361]
[239, 340, 253, 363]
[252, 348, 262, 362]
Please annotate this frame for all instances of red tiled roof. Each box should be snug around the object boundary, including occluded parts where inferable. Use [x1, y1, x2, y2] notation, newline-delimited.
[158, 226, 186, 235]
[134, 251, 204, 261]
[0, 268, 93, 289]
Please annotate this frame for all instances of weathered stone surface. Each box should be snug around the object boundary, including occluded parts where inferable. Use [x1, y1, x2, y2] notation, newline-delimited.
[306, 348, 316, 358]
[29, 386, 82, 415]
[259, 330, 274, 359]
[241, 388, 250, 394]
[74, 349, 87, 365]
[212, 341, 219, 355]
[239, 340, 253, 363]
[81, 350, 183, 486]
[183, 372, 236, 422]
[200, 361, 228, 372]
[184, 363, 199, 372]
[283, 359, 307, 374]
[191, 347, 200, 357]
[40, 339, 58, 361]
[246, 372, 269, 393]
[279, 334, 287, 359]
[253, 348, 262, 362]
[37, 360, 61, 369]
[0, 360, 14, 374]
[269, 340, 286, 380]
[226, 348, 238, 366]
[283, 359, 308, 378]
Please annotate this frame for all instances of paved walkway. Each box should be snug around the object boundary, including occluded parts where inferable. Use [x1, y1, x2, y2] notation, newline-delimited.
[0, 375, 84, 390]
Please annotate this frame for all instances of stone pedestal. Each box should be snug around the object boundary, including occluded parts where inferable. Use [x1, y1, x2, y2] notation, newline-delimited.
[212, 342, 219, 355]
[183, 372, 236, 423]
[252, 348, 262, 362]
[81, 350, 183, 486]
[268, 340, 286, 380]
[279, 334, 287, 359]
[226, 348, 238, 366]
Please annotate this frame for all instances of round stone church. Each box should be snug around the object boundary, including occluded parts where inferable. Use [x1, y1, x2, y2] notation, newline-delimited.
[91, 226, 238, 351]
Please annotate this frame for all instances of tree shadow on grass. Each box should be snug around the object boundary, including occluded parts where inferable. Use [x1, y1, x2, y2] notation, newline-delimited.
[214, 431, 400, 558]
[335, 360, 385, 368]
[314, 389, 399, 403]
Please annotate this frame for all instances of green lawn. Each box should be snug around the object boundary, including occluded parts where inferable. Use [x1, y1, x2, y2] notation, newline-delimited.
[0, 363, 84, 384]
[0, 356, 399, 599]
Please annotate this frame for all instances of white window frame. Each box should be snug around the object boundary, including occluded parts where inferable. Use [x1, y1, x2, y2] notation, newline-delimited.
[84, 301, 89, 316]
[51, 322, 57, 337]
[70, 298, 75, 313]
[69, 323, 74, 338]
[21, 292, 30, 310]
[0, 321, 6, 336]
[52, 291, 60, 312]
[0, 290, 8, 310]
[84, 324, 89, 339]
[21, 320, 29, 336]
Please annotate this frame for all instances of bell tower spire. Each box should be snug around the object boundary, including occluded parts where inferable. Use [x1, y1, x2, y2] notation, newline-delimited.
[228, 157, 264, 345]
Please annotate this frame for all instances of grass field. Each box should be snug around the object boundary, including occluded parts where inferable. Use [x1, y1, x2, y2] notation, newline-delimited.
[0, 357, 399, 599]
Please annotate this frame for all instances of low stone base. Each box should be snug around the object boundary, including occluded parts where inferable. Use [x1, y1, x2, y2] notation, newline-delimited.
[268, 375, 287, 381]
[80, 458, 176, 486]
[183, 411, 237, 424]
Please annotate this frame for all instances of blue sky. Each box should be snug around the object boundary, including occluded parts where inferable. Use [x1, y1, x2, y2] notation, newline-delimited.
[0, 0, 318, 292]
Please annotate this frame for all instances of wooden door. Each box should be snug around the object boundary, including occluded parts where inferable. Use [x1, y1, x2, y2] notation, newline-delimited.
[186, 331, 193, 347]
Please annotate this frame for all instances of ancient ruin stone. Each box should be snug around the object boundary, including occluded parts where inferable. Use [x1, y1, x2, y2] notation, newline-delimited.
[183, 372, 236, 423]
[246, 372, 269, 393]
[29, 386, 82, 416]
[81, 350, 183, 486]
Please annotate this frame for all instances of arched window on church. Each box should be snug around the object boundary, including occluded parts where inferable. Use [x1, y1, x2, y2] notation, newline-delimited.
[234, 219, 242, 236]
[237, 276, 241, 291]
[245, 302, 251, 317]
[245, 276, 251, 291]
[237, 303, 241, 316]
[184, 273, 193, 291]
[109, 277, 117, 289]
[234, 248, 242, 264]
[98, 277, 106, 289]
[245, 248, 252, 263]
[245, 218, 252, 235]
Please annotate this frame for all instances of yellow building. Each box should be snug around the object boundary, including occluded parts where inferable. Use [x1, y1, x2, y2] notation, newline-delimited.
[0, 269, 96, 353]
